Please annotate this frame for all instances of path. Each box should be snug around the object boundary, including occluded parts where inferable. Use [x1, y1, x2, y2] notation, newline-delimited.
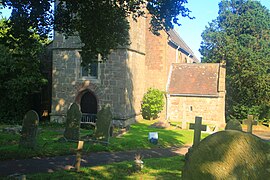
[0, 146, 190, 177]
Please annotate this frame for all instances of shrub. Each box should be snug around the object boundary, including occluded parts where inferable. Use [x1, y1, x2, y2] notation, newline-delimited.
[141, 88, 164, 120]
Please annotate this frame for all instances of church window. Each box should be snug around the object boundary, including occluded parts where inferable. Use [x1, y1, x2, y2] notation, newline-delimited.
[80, 54, 100, 79]
[81, 63, 98, 78]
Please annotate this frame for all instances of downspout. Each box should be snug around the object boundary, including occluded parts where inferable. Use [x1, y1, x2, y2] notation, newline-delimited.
[176, 46, 180, 63]
[166, 65, 173, 120]
[166, 94, 170, 120]
[187, 53, 191, 63]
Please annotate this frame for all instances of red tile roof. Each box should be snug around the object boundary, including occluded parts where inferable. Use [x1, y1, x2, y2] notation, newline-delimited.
[168, 63, 220, 95]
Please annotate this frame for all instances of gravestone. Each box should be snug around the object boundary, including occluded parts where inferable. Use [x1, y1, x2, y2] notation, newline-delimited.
[182, 130, 270, 179]
[243, 115, 257, 133]
[225, 119, 242, 131]
[19, 110, 39, 149]
[189, 116, 207, 147]
[95, 104, 112, 143]
[64, 103, 82, 141]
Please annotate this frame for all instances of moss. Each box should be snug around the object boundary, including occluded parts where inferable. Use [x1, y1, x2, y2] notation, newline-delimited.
[183, 130, 270, 180]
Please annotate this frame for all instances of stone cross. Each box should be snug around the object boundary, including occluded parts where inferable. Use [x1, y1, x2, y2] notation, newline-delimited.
[95, 104, 112, 143]
[19, 110, 39, 149]
[64, 103, 82, 141]
[243, 115, 257, 133]
[75, 140, 84, 172]
[189, 116, 207, 147]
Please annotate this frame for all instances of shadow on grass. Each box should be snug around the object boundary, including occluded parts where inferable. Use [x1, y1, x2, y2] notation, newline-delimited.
[0, 120, 193, 161]
[26, 156, 185, 180]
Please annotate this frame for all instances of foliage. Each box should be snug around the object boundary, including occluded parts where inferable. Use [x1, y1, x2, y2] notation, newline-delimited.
[2, 0, 192, 65]
[141, 88, 165, 120]
[0, 19, 48, 124]
[199, 0, 270, 120]
[27, 156, 184, 179]
[1, 0, 53, 40]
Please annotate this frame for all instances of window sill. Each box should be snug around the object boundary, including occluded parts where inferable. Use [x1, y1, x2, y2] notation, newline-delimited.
[77, 77, 101, 84]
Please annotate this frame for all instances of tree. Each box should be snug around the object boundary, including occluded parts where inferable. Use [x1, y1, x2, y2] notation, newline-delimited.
[1, 0, 193, 64]
[200, 0, 270, 120]
[0, 18, 48, 124]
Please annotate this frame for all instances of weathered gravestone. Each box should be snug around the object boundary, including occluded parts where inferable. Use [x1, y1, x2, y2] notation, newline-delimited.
[64, 103, 82, 141]
[225, 119, 242, 131]
[19, 110, 39, 149]
[182, 130, 270, 180]
[243, 115, 257, 133]
[95, 104, 112, 143]
[189, 116, 207, 147]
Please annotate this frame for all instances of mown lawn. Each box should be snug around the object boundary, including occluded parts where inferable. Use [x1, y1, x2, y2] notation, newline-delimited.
[26, 156, 185, 180]
[0, 120, 208, 160]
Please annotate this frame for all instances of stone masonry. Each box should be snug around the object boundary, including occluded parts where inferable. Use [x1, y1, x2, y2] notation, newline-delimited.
[167, 63, 226, 127]
[49, 13, 201, 126]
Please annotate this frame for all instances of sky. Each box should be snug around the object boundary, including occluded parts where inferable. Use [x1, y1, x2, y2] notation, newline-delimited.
[175, 0, 270, 61]
[1, 1, 270, 61]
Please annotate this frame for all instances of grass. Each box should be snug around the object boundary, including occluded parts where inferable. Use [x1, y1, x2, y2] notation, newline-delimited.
[25, 156, 185, 180]
[0, 119, 208, 160]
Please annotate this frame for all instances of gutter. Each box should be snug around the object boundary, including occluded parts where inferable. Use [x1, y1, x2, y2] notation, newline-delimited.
[169, 93, 220, 98]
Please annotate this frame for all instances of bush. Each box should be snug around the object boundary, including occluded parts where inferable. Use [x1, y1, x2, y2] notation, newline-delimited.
[141, 88, 164, 120]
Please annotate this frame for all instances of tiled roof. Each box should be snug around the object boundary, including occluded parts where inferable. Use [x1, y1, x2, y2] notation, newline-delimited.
[168, 63, 220, 95]
[167, 29, 199, 63]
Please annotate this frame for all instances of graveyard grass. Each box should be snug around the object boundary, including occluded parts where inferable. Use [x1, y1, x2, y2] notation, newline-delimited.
[0, 119, 207, 160]
[27, 156, 185, 179]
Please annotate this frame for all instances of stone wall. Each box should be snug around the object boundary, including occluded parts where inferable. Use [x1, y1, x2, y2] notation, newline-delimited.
[50, 15, 146, 124]
[168, 95, 225, 125]
[50, 12, 197, 124]
[167, 63, 226, 127]
[145, 22, 176, 91]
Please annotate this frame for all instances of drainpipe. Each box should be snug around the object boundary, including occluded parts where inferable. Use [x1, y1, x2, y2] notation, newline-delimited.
[166, 94, 170, 120]
[166, 65, 173, 121]
[187, 54, 191, 63]
[176, 46, 180, 63]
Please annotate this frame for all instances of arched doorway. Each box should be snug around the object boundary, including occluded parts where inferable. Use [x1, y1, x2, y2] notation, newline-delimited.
[80, 91, 97, 124]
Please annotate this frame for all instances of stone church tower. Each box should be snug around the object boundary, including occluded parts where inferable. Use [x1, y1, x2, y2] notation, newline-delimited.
[49, 11, 199, 126]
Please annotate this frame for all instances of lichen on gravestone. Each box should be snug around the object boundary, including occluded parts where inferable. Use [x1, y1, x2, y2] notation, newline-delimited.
[95, 104, 112, 143]
[64, 103, 82, 141]
[225, 119, 242, 131]
[19, 110, 39, 149]
[182, 130, 270, 179]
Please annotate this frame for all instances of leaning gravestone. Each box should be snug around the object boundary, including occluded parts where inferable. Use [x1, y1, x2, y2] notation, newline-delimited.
[64, 103, 82, 141]
[182, 130, 270, 180]
[95, 104, 112, 143]
[225, 119, 242, 131]
[19, 110, 39, 149]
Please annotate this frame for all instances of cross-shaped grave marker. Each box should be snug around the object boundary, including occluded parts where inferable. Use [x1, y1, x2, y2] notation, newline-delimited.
[189, 116, 207, 147]
[75, 140, 84, 172]
[243, 115, 257, 133]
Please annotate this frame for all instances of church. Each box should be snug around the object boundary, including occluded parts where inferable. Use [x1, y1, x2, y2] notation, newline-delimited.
[46, 14, 225, 128]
